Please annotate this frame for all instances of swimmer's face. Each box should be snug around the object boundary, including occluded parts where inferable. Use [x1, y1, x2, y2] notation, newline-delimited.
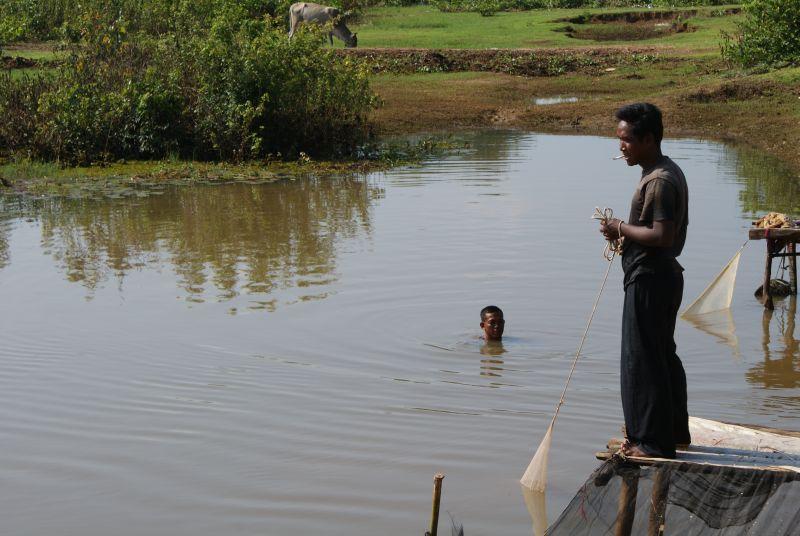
[481, 312, 505, 341]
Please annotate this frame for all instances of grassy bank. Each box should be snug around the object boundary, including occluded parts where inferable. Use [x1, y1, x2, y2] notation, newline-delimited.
[352, 5, 742, 52]
[369, 63, 800, 172]
[2, 4, 799, 191]
[348, 5, 800, 176]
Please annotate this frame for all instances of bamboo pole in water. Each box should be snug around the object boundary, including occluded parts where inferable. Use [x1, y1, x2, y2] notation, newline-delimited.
[647, 466, 670, 536]
[615, 468, 640, 536]
[425, 473, 444, 536]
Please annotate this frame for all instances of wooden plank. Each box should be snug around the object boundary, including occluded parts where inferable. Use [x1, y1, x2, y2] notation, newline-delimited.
[595, 450, 800, 475]
[598, 418, 800, 474]
[691, 416, 800, 453]
[749, 228, 800, 240]
[723, 421, 800, 439]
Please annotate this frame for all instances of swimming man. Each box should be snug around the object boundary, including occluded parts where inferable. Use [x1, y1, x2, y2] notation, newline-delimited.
[480, 305, 505, 342]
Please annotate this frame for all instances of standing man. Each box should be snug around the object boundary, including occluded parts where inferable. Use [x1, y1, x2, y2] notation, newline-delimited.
[600, 103, 691, 458]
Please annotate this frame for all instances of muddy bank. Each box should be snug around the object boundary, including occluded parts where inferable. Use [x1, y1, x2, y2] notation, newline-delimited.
[1, 55, 38, 69]
[557, 20, 691, 42]
[339, 46, 666, 76]
[555, 8, 740, 25]
[370, 71, 800, 175]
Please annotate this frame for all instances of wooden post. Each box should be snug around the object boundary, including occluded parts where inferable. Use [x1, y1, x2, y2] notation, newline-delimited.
[789, 242, 797, 295]
[425, 473, 444, 536]
[762, 239, 774, 310]
[615, 468, 640, 536]
[647, 466, 670, 536]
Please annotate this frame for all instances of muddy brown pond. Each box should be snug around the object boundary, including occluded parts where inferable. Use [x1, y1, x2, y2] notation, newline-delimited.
[1, 131, 799, 535]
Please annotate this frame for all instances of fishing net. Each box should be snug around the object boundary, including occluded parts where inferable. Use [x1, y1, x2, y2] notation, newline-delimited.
[547, 458, 800, 535]
[521, 421, 553, 492]
[682, 248, 743, 316]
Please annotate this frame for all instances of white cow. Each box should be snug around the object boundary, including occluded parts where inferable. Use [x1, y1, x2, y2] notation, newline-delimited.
[288, 2, 358, 48]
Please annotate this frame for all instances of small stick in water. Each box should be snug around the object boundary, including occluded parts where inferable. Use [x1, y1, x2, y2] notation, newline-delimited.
[423, 343, 455, 352]
[426, 473, 445, 536]
[613, 155, 625, 160]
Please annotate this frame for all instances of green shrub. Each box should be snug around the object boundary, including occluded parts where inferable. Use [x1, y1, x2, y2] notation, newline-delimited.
[722, 0, 800, 67]
[0, 0, 296, 42]
[475, 0, 500, 16]
[0, 10, 376, 164]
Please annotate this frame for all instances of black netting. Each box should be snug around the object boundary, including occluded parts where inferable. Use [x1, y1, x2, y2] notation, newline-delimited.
[547, 458, 800, 535]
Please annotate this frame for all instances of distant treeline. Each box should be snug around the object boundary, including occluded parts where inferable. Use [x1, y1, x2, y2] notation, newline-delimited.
[0, 6, 376, 164]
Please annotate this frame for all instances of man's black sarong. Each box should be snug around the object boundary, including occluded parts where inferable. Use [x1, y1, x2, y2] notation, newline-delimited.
[621, 268, 690, 458]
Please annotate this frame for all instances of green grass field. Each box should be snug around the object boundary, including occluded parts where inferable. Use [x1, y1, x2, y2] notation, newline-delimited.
[2, 46, 60, 61]
[350, 5, 742, 52]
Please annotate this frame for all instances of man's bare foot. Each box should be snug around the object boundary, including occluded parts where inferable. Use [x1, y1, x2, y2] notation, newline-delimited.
[621, 440, 655, 457]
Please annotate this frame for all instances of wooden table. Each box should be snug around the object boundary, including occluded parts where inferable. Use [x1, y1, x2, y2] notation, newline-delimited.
[748, 228, 800, 309]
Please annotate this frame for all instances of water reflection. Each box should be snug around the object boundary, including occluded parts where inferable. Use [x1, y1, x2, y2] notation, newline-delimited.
[0, 218, 9, 271]
[480, 340, 507, 357]
[3, 177, 381, 307]
[747, 297, 800, 389]
[480, 340, 506, 377]
[734, 147, 800, 216]
[520, 484, 548, 536]
[682, 310, 741, 361]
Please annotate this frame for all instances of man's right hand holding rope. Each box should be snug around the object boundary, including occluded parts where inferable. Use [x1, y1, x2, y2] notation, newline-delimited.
[599, 216, 624, 243]
[592, 207, 625, 261]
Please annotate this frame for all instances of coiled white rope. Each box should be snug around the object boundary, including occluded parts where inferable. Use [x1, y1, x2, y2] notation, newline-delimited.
[592, 207, 624, 261]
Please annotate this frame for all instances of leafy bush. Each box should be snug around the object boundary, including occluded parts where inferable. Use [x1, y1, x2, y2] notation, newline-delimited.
[721, 0, 800, 67]
[0, 0, 294, 42]
[0, 10, 376, 164]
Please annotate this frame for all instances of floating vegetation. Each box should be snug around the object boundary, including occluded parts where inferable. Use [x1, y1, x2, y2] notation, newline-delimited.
[0, 136, 466, 198]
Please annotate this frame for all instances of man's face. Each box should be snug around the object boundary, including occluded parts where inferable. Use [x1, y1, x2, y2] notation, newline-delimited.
[481, 312, 505, 341]
[616, 120, 653, 167]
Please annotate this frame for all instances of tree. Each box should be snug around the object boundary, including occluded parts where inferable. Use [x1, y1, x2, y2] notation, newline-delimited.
[722, 0, 800, 67]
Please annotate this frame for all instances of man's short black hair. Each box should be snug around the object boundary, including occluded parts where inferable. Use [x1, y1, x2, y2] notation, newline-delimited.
[481, 305, 503, 321]
[614, 102, 663, 144]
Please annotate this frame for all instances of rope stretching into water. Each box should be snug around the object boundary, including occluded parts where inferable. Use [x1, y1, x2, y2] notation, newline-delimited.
[552, 208, 618, 422]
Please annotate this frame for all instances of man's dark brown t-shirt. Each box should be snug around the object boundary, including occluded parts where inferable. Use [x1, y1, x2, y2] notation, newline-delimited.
[621, 155, 688, 287]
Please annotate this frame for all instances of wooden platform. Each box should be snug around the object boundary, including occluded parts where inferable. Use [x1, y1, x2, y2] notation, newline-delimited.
[597, 417, 800, 474]
[592, 417, 800, 536]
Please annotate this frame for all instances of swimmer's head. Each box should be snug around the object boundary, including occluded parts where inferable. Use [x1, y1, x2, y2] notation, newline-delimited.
[480, 305, 504, 341]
